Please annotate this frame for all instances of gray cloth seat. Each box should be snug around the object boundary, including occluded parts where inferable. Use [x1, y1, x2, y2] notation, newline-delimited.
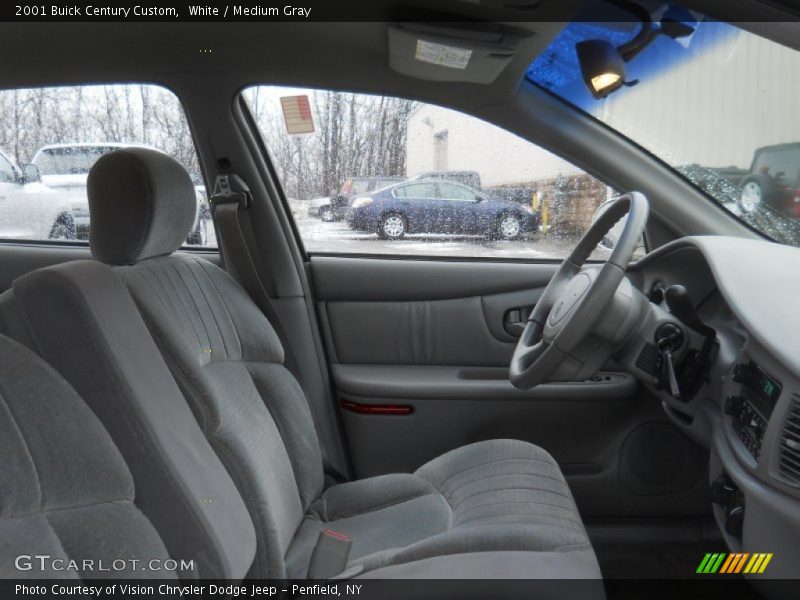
[285, 439, 592, 578]
[14, 147, 601, 580]
[0, 334, 175, 579]
[2, 261, 257, 580]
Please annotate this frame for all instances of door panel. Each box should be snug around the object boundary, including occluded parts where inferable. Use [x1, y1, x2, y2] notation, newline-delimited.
[311, 255, 711, 519]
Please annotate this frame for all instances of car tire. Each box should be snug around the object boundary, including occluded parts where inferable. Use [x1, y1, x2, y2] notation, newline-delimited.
[378, 213, 406, 240]
[49, 212, 77, 240]
[186, 217, 208, 246]
[496, 213, 522, 240]
[320, 207, 335, 222]
[737, 174, 776, 214]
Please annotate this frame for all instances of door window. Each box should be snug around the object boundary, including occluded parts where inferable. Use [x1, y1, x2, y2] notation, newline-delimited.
[0, 154, 16, 184]
[243, 85, 641, 260]
[393, 183, 437, 199]
[439, 183, 479, 202]
[0, 85, 214, 246]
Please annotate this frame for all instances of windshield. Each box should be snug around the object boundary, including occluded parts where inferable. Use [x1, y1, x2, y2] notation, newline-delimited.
[526, 12, 800, 247]
[33, 146, 117, 176]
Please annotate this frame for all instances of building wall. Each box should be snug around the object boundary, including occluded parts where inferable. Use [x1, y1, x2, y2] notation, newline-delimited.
[406, 104, 582, 187]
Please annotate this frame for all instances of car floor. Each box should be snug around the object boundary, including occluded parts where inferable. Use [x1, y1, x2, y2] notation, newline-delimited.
[586, 518, 766, 599]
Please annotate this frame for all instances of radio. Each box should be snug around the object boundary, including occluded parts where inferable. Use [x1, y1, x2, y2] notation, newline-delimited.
[725, 362, 781, 460]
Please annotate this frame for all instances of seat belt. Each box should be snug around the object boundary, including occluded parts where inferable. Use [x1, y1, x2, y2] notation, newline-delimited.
[209, 165, 348, 484]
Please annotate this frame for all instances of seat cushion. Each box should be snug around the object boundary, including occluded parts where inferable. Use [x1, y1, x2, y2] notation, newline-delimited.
[286, 439, 597, 578]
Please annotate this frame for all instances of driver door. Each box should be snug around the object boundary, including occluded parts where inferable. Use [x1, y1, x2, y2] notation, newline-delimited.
[246, 85, 710, 520]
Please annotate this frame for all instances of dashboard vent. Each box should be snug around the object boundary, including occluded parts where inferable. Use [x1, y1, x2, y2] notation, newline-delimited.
[778, 396, 800, 485]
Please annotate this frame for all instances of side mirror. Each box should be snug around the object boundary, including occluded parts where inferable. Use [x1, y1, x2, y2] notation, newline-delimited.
[21, 164, 40, 184]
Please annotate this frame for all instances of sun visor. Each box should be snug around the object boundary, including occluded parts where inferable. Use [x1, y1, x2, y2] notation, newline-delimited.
[388, 23, 532, 84]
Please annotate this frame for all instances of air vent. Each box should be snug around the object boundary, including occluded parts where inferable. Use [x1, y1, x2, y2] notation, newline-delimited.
[778, 396, 800, 485]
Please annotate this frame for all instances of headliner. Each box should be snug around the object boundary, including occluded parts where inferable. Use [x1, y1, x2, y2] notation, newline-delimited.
[0, 0, 798, 112]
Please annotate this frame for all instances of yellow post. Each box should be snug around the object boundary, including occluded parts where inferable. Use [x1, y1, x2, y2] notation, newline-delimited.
[540, 194, 549, 235]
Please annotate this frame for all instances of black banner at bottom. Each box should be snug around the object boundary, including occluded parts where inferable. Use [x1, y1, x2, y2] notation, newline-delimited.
[4, 579, 800, 600]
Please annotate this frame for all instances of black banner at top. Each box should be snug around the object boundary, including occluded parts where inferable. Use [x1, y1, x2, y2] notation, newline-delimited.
[4, 0, 800, 22]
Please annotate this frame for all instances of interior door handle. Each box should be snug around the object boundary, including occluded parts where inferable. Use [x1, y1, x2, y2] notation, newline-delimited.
[503, 305, 534, 337]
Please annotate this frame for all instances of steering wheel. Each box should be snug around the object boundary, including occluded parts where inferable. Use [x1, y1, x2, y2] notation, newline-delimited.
[510, 192, 649, 389]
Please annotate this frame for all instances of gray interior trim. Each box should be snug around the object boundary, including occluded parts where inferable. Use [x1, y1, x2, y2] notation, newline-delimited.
[334, 365, 637, 401]
[311, 256, 558, 301]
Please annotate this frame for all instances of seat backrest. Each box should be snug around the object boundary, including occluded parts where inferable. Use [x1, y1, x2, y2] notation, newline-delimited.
[86, 148, 326, 579]
[7, 257, 257, 581]
[0, 334, 175, 579]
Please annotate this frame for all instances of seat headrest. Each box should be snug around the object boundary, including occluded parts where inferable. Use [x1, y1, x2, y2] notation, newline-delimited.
[88, 148, 197, 265]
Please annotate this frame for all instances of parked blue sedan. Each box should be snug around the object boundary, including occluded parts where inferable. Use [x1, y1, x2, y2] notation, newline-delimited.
[345, 180, 539, 240]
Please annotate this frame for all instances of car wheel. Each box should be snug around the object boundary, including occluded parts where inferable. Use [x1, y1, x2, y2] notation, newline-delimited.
[49, 212, 77, 240]
[186, 217, 208, 246]
[378, 213, 406, 240]
[496, 213, 522, 240]
[737, 174, 776, 214]
[320, 207, 335, 222]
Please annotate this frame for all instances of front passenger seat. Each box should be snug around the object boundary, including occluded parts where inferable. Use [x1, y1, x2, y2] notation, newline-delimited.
[28, 148, 602, 580]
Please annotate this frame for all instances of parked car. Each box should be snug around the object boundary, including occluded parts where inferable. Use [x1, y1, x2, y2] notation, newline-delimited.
[12, 143, 212, 243]
[346, 179, 539, 240]
[0, 147, 82, 240]
[412, 170, 482, 189]
[737, 142, 800, 217]
[308, 175, 406, 221]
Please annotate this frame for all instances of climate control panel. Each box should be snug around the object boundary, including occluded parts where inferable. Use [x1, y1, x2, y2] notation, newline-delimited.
[726, 362, 781, 460]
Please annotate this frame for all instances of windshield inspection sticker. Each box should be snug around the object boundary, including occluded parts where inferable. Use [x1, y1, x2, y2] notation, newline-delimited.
[415, 40, 472, 69]
[280, 95, 315, 135]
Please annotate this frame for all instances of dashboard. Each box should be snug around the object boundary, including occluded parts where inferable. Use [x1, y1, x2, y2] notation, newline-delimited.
[622, 236, 800, 583]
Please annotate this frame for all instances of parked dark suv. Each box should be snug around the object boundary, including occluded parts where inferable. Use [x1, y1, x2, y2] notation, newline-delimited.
[346, 179, 539, 240]
[738, 143, 800, 217]
[309, 175, 406, 221]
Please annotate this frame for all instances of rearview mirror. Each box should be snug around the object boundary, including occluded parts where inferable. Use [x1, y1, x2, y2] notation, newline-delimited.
[21, 164, 40, 183]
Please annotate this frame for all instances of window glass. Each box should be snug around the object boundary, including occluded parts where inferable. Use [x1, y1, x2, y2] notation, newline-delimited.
[525, 12, 800, 247]
[394, 183, 437, 199]
[439, 183, 479, 202]
[244, 85, 640, 260]
[0, 85, 214, 246]
[0, 154, 16, 183]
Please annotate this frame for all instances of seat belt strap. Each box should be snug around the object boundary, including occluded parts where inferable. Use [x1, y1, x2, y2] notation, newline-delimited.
[210, 173, 305, 383]
[210, 169, 348, 484]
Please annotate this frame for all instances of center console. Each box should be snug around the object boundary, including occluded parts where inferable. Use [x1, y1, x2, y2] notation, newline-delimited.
[724, 362, 782, 460]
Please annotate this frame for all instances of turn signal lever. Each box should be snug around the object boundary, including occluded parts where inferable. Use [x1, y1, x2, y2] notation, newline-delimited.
[665, 285, 714, 338]
[664, 285, 716, 399]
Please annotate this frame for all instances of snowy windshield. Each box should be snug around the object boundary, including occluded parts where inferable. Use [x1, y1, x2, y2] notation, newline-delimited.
[526, 16, 800, 247]
[34, 147, 115, 176]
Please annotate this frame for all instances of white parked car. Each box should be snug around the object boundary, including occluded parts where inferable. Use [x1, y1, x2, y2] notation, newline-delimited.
[0, 148, 76, 240]
[0, 143, 210, 243]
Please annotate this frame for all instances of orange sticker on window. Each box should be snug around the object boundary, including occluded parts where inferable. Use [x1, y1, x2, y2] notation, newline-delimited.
[280, 95, 314, 135]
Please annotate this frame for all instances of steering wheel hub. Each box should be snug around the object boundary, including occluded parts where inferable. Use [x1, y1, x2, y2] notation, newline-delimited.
[547, 271, 592, 328]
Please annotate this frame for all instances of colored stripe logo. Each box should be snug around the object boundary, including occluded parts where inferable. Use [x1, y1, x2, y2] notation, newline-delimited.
[697, 553, 773, 574]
